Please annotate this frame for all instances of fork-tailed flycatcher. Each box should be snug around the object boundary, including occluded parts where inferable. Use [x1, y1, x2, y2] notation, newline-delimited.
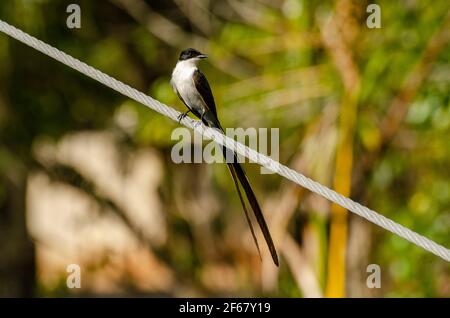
[171, 48, 279, 266]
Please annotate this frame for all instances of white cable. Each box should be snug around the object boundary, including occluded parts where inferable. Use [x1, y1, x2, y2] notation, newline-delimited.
[0, 19, 448, 262]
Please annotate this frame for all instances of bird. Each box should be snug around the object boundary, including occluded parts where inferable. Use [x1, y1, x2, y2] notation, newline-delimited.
[171, 48, 279, 266]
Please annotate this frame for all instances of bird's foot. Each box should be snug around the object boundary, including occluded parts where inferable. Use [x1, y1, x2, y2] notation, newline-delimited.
[177, 110, 191, 123]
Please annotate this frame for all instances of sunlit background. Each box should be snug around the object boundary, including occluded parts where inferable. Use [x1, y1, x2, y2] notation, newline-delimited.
[0, 0, 449, 297]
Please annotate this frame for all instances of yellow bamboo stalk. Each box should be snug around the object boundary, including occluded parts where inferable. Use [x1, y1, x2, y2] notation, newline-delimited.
[325, 92, 358, 297]
[320, 0, 361, 297]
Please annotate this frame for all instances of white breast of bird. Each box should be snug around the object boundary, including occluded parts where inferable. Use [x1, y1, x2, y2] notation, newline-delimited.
[171, 60, 206, 114]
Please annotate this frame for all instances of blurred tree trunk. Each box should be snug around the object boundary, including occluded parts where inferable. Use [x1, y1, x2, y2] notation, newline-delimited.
[0, 175, 35, 297]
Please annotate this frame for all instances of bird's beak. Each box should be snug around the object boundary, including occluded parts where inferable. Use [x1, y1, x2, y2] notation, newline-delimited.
[198, 54, 208, 59]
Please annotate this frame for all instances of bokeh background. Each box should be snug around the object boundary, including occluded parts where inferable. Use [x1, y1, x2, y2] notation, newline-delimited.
[0, 0, 449, 297]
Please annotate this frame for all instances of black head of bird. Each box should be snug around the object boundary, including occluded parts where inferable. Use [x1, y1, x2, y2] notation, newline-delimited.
[178, 48, 207, 61]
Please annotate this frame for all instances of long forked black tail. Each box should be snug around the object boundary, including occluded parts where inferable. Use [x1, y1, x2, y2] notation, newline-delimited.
[203, 114, 278, 266]
[222, 147, 279, 266]
[225, 163, 262, 261]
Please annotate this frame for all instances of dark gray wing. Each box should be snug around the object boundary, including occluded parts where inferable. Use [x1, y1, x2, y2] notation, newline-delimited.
[193, 69, 218, 120]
